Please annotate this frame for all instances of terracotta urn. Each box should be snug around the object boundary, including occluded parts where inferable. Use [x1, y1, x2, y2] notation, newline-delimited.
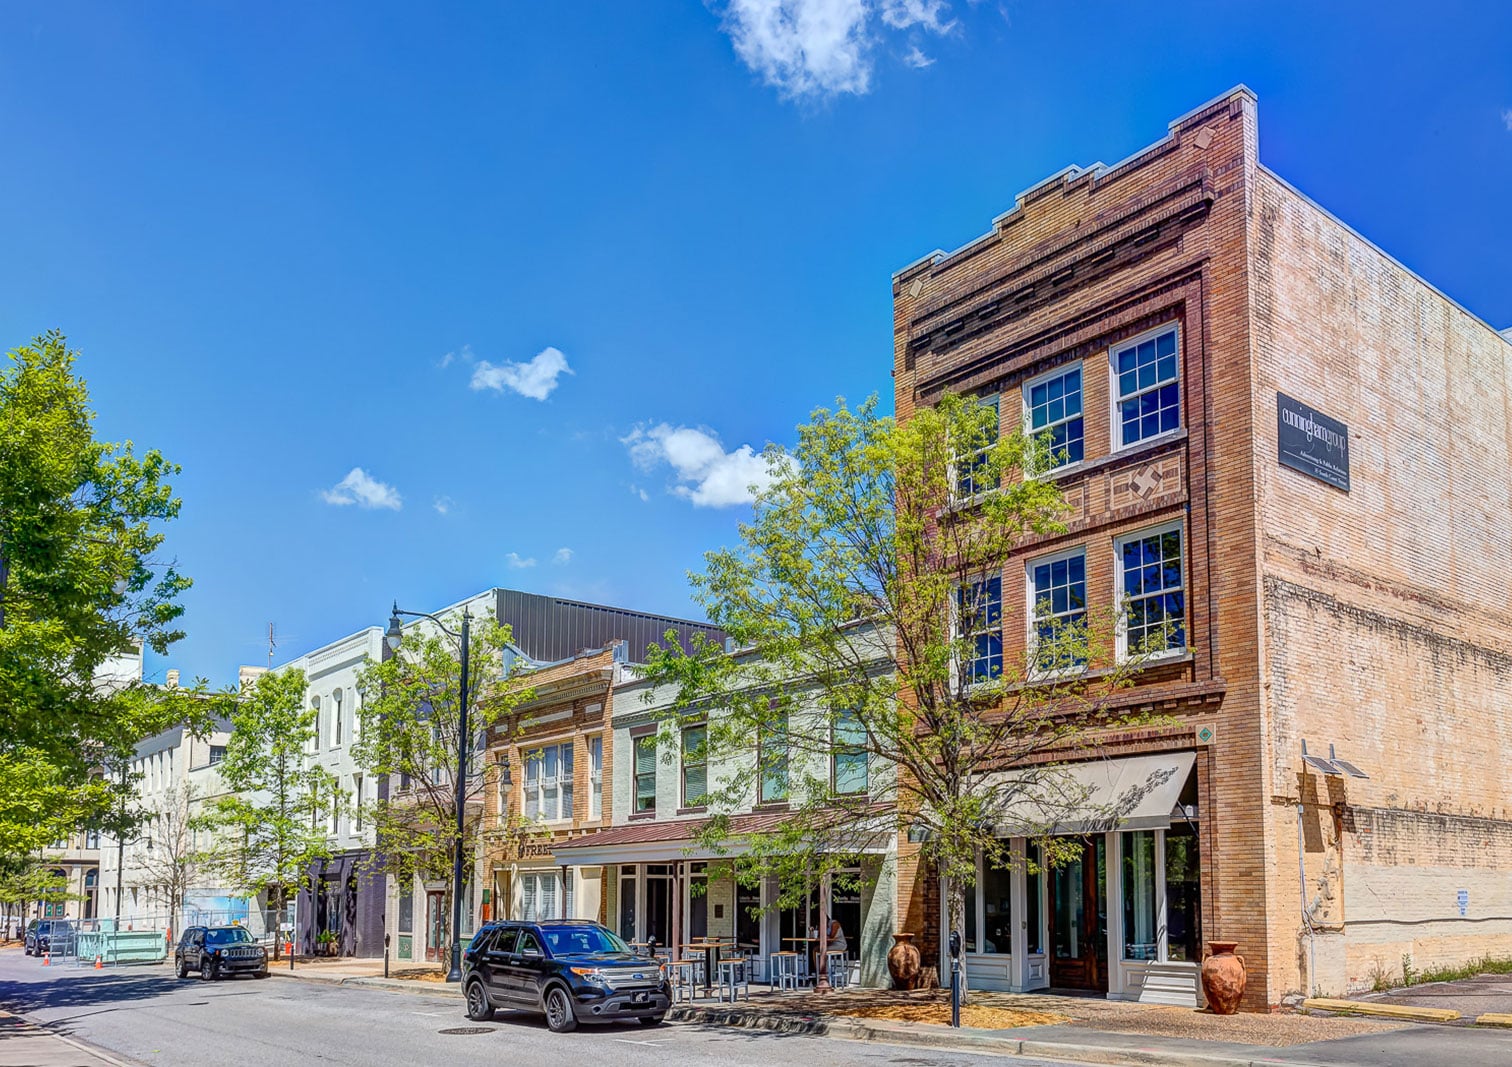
[887, 932, 923, 990]
[1201, 941, 1247, 1014]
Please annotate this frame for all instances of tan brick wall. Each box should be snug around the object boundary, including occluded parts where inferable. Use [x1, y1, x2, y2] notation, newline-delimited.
[1249, 168, 1512, 998]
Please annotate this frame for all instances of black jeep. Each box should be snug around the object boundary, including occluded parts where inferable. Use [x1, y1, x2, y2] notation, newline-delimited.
[175, 925, 269, 980]
[24, 919, 76, 957]
[461, 921, 671, 1033]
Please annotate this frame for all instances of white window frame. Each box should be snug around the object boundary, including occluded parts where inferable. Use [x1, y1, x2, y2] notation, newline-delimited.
[331, 688, 344, 749]
[950, 393, 1001, 503]
[681, 723, 708, 808]
[1109, 322, 1182, 453]
[308, 697, 321, 754]
[1113, 519, 1187, 663]
[632, 733, 658, 814]
[1022, 361, 1086, 473]
[353, 774, 363, 832]
[524, 742, 575, 823]
[588, 736, 603, 820]
[1025, 545, 1089, 676]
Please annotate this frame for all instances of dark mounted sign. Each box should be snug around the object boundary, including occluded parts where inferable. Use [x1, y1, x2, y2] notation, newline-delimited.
[1277, 393, 1350, 491]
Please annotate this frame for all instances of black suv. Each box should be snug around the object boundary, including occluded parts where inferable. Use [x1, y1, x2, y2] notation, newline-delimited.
[175, 925, 269, 980]
[24, 919, 76, 957]
[462, 921, 671, 1033]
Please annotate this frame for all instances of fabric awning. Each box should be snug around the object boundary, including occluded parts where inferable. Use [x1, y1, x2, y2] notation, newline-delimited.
[983, 751, 1196, 835]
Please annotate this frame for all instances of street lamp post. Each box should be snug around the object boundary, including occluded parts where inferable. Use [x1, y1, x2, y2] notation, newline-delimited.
[385, 600, 471, 984]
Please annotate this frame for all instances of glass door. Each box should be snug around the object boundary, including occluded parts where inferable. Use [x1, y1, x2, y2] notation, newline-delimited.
[1048, 836, 1108, 990]
[425, 891, 446, 962]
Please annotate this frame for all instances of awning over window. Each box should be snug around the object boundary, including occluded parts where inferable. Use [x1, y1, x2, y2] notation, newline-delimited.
[983, 751, 1196, 835]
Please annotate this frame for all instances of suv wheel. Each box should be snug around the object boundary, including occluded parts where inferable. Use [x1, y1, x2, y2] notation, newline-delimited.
[465, 980, 495, 1021]
[175, 956, 188, 979]
[200, 958, 217, 981]
[543, 986, 577, 1033]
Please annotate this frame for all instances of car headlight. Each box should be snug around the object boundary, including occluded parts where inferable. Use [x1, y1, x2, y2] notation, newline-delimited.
[569, 967, 612, 986]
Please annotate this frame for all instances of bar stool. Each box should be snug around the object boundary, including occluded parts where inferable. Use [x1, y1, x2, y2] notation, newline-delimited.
[671, 959, 703, 1002]
[824, 951, 849, 988]
[769, 951, 803, 991]
[717, 956, 750, 1001]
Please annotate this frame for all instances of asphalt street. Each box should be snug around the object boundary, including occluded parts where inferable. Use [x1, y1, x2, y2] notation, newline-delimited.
[0, 951, 1095, 1067]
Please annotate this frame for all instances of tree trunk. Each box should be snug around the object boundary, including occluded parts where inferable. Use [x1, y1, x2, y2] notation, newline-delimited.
[271, 886, 284, 961]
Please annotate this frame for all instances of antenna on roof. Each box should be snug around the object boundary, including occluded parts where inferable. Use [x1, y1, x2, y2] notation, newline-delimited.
[267, 622, 277, 667]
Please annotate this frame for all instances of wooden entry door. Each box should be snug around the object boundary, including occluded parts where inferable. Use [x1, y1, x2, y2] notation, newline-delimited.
[1048, 836, 1108, 990]
[425, 891, 446, 962]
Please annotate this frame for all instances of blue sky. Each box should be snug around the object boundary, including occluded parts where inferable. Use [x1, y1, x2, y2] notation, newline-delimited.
[3, 2, 1509, 686]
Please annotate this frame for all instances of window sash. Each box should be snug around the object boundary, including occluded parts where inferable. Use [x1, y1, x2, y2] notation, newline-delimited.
[831, 710, 868, 796]
[1026, 366, 1084, 468]
[1119, 526, 1186, 656]
[954, 394, 1000, 498]
[525, 743, 575, 820]
[681, 725, 707, 807]
[589, 736, 603, 818]
[1029, 550, 1088, 670]
[1114, 327, 1180, 447]
[634, 735, 657, 813]
[759, 713, 789, 804]
[957, 577, 1004, 683]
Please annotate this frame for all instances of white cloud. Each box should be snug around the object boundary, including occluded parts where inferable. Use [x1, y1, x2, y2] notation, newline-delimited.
[718, 0, 956, 100]
[433, 495, 454, 515]
[470, 346, 574, 401]
[902, 45, 934, 68]
[552, 547, 573, 566]
[320, 468, 402, 510]
[1503, 108, 1512, 132]
[629, 484, 650, 502]
[505, 552, 537, 569]
[622, 422, 786, 507]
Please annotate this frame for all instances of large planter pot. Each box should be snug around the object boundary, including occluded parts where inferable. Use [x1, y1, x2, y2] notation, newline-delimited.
[1201, 941, 1247, 1014]
[887, 933, 923, 990]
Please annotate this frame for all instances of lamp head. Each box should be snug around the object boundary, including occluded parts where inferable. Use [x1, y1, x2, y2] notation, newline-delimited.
[385, 603, 403, 652]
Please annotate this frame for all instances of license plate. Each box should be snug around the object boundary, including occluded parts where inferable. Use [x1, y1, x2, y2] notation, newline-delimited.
[634, 992, 649, 1003]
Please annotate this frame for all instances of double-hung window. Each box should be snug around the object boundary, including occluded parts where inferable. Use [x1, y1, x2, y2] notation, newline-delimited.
[332, 688, 344, 748]
[1114, 325, 1180, 448]
[954, 394, 1000, 499]
[957, 577, 1004, 684]
[831, 709, 868, 796]
[681, 725, 707, 807]
[1116, 523, 1186, 658]
[524, 742, 574, 821]
[633, 734, 657, 813]
[1025, 365, 1084, 469]
[1028, 549, 1088, 671]
[759, 710, 789, 805]
[588, 736, 603, 819]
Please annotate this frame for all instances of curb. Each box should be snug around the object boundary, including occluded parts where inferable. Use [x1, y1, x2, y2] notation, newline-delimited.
[667, 1005, 1333, 1067]
[1302, 997, 1461, 1023]
[1475, 1012, 1512, 1027]
[267, 969, 461, 997]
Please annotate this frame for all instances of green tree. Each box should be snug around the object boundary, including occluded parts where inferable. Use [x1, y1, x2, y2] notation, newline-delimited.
[0, 856, 71, 936]
[642, 395, 1156, 993]
[127, 785, 206, 940]
[353, 612, 531, 959]
[0, 331, 190, 852]
[197, 668, 338, 959]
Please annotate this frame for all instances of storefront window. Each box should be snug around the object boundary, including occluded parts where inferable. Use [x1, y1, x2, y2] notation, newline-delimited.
[981, 854, 1012, 955]
[1121, 830, 1157, 960]
[1025, 842, 1043, 955]
[1165, 823, 1201, 961]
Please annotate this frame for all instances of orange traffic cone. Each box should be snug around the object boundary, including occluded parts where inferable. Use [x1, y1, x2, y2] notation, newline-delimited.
[94, 954, 103, 969]
[42, 951, 50, 966]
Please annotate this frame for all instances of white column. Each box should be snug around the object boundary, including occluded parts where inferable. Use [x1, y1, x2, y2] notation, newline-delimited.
[1105, 831, 1122, 998]
[1009, 837, 1028, 990]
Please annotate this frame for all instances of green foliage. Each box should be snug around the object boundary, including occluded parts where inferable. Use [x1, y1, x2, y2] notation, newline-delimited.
[642, 394, 1159, 958]
[0, 855, 73, 920]
[352, 612, 532, 940]
[195, 669, 338, 932]
[0, 331, 191, 854]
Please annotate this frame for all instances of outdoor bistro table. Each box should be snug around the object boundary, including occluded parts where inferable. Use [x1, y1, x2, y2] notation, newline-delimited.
[688, 938, 732, 997]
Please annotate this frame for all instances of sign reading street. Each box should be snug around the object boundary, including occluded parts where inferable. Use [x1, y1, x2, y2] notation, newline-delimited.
[1277, 392, 1350, 491]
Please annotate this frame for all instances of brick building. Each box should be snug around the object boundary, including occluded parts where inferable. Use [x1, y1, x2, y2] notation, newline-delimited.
[892, 86, 1512, 1008]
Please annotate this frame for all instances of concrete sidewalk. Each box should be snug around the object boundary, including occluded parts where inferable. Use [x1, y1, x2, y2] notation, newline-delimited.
[0, 1009, 140, 1067]
[267, 957, 461, 997]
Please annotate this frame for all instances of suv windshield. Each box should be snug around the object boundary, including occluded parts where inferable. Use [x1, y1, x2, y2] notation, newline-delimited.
[540, 925, 631, 956]
[206, 928, 254, 946]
